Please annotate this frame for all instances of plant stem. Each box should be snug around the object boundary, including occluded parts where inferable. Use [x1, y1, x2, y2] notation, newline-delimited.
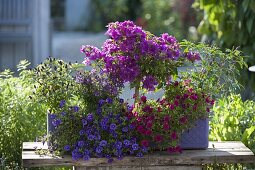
[134, 85, 140, 104]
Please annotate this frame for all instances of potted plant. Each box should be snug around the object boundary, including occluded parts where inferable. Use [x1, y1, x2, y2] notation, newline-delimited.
[33, 21, 245, 160]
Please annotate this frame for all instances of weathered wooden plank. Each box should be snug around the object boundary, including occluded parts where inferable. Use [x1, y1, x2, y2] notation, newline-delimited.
[75, 166, 202, 170]
[22, 151, 255, 167]
[23, 142, 48, 150]
[208, 141, 249, 149]
[22, 142, 255, 168]
[23, 141, 250, 151]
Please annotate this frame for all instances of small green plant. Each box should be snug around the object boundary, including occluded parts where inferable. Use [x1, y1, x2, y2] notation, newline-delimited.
[30, 57, 83, 113]
[0, 60, 46, 168]
[179, 40, 247, 99]
[210, 94, 255, 153]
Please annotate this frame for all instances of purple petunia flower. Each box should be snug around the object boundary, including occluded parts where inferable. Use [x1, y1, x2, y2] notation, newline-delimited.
[132, 143, 139, 151]
[119, 98, 124, 103]
[110, 123, 117, 130]
[96, 146, 103, 153]
[106, 97, 113, 104]
[79, 130, 85, 136]
[112, 132, 118, 138]
[123, 139, 130, 147]
[108, 112, 114, 118]
[64, 145, 70, 151]
[82, 119, 88, 126]
[87, 113, 94, 121]
[101, 125, 108, 130]
[122, 127, 128, 132]
[72, 148, 83, 161]
[84, 149, 90, 155]
[61, 112, 66, 116]
[98, 99, 105, 107]
[77, 141, 85, 147]
[142, 146, 148, 153]
[99, 140, 107, 147]
[59, 100, 66, 108]
[96, 108, 102, 114]
[52, 119, 61, 127]
[88, 134, 94, 141]
[50, 114, 56, 119]
[115, 142, 122, 149]
[129, 124, 135, 129]
[73, 106, 79, 112]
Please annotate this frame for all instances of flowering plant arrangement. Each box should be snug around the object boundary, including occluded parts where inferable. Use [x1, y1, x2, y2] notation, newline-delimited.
[130, 80, 214, 153]
[32, 20, 245, 162]
[49, 98, 147, 162]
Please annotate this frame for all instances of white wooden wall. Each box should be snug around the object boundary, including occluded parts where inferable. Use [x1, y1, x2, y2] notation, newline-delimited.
[0, 0, 50, 71]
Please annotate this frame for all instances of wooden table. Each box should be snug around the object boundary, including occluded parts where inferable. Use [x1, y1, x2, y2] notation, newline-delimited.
[22, 141, 255, 170]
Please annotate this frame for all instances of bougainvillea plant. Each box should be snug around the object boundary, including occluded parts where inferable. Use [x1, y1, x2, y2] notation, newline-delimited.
[80, 21, 199, 99]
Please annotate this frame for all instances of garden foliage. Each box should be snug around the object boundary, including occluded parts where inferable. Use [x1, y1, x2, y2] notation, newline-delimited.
[194, 0, 255, 99]
[0, 61, 46, 168]
[211, 94, 255, 153]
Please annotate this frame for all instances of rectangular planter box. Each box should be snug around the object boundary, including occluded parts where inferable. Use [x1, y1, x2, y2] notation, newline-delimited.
[180, 119, 209, 149]
[48, 115, 209, 149]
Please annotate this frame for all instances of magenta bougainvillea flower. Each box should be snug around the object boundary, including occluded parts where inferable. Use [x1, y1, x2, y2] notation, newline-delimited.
[81, 21, 199, 91]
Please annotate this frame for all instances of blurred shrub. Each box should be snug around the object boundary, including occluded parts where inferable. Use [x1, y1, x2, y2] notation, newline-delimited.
[140, 0, 198, 40]
[210, 94, 255, 153]
[88, 0, 200, 41]
[87, 0, 142, 32]
[0, 61, 47, 168]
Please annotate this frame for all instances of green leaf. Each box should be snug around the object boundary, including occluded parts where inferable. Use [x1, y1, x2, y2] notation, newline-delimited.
[250, 0, 255, 13]
[242, 0, 250, 12]
[246, 18, 254, 34]
[242, 126, 255, 143]
[17, 60, 30, 71]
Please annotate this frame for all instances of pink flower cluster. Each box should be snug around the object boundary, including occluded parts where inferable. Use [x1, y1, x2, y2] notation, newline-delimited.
[129, 80, 214, 153]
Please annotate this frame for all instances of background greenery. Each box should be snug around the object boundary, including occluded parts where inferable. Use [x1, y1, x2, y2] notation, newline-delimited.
[86, 0, 200, 41]
[0, 61, 47, 169]
[194, 0, 255, 100]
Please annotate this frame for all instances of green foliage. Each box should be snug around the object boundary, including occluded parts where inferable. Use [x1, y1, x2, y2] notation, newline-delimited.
[31, 58, 83, 113]
[210, 94, 255, 153]
[0, 61, 46, 168]
[203, 163, 251, 170]
[194, 0, 255, 54]
[194, 0, 255, 98]
[179, 40, 247, 99]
